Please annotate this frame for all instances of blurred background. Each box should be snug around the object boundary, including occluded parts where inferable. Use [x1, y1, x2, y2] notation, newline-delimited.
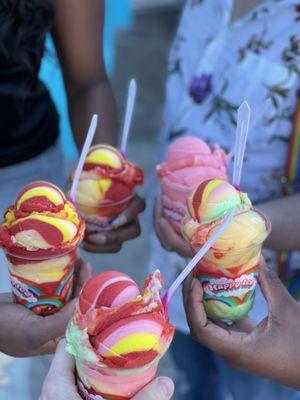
[0, 1, 184, 399]
[37, 0, 183, 285]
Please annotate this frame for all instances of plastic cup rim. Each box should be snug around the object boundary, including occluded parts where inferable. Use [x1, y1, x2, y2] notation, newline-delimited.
[4, 245, 78, 261]
[193, 231, 270, 253]
[188, 208, 271, 252]
[77, 193, 134, 209]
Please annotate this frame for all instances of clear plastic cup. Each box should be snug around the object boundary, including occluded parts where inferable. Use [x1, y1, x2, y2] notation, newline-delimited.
[5, 247, 78, 316]
[77, 195, 134, 241]
[76, 361, 158, 400]
[192, 241, 267, 321]
[187, 209, 271, 321]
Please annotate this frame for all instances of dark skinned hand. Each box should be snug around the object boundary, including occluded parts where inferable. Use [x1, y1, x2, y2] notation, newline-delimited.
[153, 197, 192, 258]
[0, 258, 91, 357]
[183, 260, 300, 391]
[83, 194, 145, 253]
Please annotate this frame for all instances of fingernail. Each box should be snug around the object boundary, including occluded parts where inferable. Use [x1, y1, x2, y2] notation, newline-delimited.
[157, 377, 174, 397]
[112, 215, 127, 228]
[91, 234, 107, 244]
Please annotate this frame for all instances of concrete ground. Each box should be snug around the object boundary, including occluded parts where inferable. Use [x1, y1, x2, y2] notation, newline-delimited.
[0, 7, 181, 400]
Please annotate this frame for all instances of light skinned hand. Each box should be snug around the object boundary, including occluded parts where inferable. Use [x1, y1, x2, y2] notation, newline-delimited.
[0, 259, 91, 357]
[84, 194, 145, 253]
[183, 259, 300, 390]
[40, 339, 174, 400]
[153, 197, 192, 258]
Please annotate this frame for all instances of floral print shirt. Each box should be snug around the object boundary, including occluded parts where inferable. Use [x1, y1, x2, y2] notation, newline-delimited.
[163, 0, 300, 203]
[151, 0, 300, 334]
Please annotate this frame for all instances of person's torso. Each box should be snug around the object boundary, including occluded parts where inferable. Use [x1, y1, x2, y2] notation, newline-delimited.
[163, 0, 300, 203]
[0, 0, 59, 167]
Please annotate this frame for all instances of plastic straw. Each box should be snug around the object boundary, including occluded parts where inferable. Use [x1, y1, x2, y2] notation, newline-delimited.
[163, 208, 236, 310]
[70, 115, 98, 203]
[120, 79, 137, 157]
[232, 101, 251, 187]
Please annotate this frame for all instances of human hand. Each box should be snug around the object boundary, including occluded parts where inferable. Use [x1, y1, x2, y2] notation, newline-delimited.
[0, 259, 91, 357]
[132, 376, 174, 400]
[183, 260, 300, 390]
[153, 197, 192, 258]
[72, 257, 92, 297]
[40, 339, 174, 400]
[84, 194, 145, 253]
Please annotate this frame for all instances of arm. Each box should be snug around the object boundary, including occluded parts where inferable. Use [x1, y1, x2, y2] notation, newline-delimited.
[257, 194, 300, 251]
[50, 2, 145, 254]
[0, 294, 75, 357]
[0, 260, 91, 357]
[52, 0, 117, 149]
[183, 260, 300, 391]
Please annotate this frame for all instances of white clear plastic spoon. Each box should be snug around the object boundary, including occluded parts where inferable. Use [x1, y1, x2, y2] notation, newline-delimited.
[232, 101, 251, 188]
[120, 79, 137, 158]
[70, 114, 98, 204]
[162, 209, 236, 312]
[228, 98, 270, 162]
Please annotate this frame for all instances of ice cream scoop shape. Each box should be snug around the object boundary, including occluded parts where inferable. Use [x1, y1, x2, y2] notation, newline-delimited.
[183, 179, 269, 251]
[66, 270, 174, 399]
[75, 145, 144, 207]
[186, 178, 252, 224]
[15, 181, 66, 214]
[157, 136, 228, 234]
[1, 181, 85, 257]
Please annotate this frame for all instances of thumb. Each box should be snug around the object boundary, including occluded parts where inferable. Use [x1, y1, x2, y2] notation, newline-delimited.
[40, 339, 81, 400]
[259, 259, 292, 318]
[46, 339, 75, 381]
[73, 259, 92, 297]
[132, 377, 174, 400]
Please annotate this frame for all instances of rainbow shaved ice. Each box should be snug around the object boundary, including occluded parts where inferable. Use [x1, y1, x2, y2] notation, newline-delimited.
[73, 145, 143, 239]
[183, 179, 270, 321]
[66, 270, 174, 400]
[0, 181, 85, 315]
[157, 136, 228, 234]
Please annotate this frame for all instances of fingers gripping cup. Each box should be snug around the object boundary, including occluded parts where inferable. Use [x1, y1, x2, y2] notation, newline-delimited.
[0, 182, 85, 316]
[66, 270, 174, 400]
[157, 136, 228, 235]
[72, 145, 144, 242]
[183, 179, 271, 321]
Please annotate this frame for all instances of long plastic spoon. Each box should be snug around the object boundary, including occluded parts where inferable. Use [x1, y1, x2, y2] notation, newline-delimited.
[162, 208, 236, 312]
[232, 101, 251, 188]
[70, 114, 98, 204]
[228, 98, 270, 161]
[120, 79, 137, 158]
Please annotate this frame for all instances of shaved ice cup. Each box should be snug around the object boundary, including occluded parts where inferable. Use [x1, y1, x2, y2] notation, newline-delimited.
[187, 209, 271, 321]
[77, 195, 134, 243]
[5, 246, 80, 316]
[76, 358, 162, 400]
